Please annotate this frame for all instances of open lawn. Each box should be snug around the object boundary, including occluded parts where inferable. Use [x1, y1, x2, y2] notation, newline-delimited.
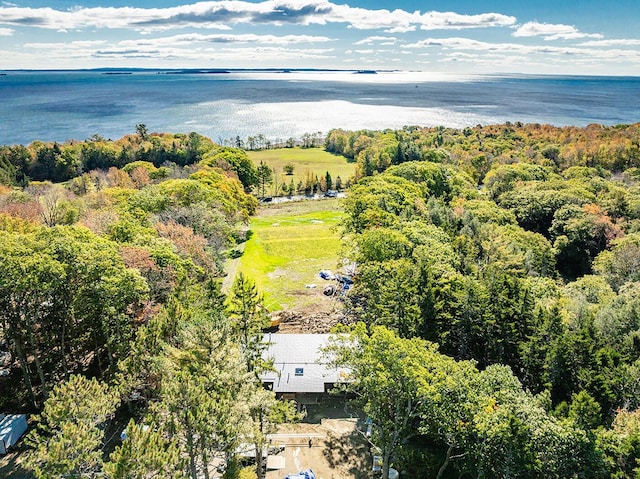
[247, 148, 355, 197]
[236, 199, 344, 311]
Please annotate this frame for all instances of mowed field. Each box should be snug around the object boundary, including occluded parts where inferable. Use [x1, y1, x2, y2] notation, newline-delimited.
[247, 147, 355, 195]
[237, 199, 344, 311]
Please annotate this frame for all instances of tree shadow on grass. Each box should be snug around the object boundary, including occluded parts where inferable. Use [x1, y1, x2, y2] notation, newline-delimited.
[322, 426, 370, 479]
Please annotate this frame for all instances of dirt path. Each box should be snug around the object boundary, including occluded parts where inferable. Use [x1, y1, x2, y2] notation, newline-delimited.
[221, 229, 248, 293]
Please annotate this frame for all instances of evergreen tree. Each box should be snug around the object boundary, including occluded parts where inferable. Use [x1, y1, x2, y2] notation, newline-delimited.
[255, 161, 272, 198]
[227, 273, 271, 377]
[105, 419, 185, 479]
[325, 171, 333, 191]
[26, 375, 120, 479]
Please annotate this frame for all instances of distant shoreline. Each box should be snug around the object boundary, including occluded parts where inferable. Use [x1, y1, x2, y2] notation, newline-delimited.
[1, 71, 638, 146]
[0, 67, 389, 74]
[0, 69, 638, 80]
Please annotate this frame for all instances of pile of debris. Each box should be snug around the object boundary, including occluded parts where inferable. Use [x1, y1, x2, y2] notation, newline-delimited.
[318, 269, 354, 298]
[275, 308, 352, 334]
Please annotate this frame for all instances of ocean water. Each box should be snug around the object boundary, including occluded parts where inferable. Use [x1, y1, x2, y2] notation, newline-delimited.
[0, 70, 639, 146]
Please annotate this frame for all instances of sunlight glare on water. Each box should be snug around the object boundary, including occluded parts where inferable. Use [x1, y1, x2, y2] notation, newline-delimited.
[165, 99, 499, 144]
[244, 100, 496, 133]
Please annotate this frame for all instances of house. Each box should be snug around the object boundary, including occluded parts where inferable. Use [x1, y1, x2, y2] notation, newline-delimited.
[261, 334, 349, 403]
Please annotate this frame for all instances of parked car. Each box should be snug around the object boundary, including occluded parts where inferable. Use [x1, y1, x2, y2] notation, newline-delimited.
[285, 469, 316, 479]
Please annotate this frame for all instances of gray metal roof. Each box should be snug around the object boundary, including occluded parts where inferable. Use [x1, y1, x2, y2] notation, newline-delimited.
[261, 334, 349, 393]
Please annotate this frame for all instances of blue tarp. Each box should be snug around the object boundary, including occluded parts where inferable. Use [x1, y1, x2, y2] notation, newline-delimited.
[319, 270, 334, 280]
[285, 469, 316, 479]
[0, 414, 27, 454]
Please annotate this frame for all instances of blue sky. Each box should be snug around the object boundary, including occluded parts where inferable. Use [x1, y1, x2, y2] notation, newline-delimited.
[1, 0, 639, 74]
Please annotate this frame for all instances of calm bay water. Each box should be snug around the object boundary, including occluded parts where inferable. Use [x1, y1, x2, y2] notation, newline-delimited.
[0, 70, 639, 146]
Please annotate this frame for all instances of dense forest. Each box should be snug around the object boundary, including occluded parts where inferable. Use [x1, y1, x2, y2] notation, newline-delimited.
[326, 122, 640, 478]
[1, 122, 640, 478]
[0, 128, 297, 479]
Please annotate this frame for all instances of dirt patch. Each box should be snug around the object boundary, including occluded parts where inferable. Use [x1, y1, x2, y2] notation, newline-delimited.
[268, 268, 303, 281]
[266, 418, 370, 479]
[0, 443, 33, 479]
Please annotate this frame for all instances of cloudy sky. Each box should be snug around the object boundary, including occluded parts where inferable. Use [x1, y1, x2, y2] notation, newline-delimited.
[1, 0, 639, 74]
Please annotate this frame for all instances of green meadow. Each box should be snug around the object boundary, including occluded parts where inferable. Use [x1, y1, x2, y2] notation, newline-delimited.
[237, 199, 344, 311]
[247, 147, 355, 195]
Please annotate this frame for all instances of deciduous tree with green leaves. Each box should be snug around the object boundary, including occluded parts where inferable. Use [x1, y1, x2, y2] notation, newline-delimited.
[0, 226, 148, 407]
[326, 324, 457, 479]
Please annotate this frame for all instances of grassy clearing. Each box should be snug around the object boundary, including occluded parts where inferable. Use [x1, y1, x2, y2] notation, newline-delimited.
[247, 147, 355, 196]
[237, 198, 344, 311]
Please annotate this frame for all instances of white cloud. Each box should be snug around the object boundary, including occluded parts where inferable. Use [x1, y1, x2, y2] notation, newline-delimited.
[406, 37, 491, 50]
[24, 39, 106, 48]
[22, 33, 333, 64]
[2, 1, 635, 73]
[18, 31, 336, 67]
[579, 38, 640, 47]
[418, 11, 516, 31]
[118, 33, 334, 47]
[0, 2, 515, 33]
[351, 48, 395, 55]
[512, 21, 602, 40]
[92, 45, 334, 61]
[384, 25, 416, 34]
[404, 36, 640, 64]
[208, 46, 336, 61]
[407, 36, 555, 54]
[330, 5, 515, 31]
[354, 36, 397, 46]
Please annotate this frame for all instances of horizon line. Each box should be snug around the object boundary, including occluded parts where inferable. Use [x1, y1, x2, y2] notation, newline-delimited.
[1, 68, 639, 79]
